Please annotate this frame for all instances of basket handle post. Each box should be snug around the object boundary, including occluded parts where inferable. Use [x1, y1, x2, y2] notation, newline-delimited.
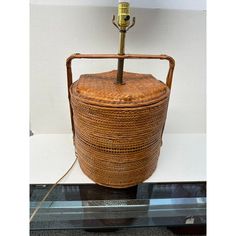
[66, 53, 175, 140]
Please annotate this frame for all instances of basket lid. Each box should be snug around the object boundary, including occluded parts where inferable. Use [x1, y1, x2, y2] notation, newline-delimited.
[70, 70, 169, 107]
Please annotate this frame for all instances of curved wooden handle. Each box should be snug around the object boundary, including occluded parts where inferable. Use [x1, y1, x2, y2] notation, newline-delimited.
[66, 53, 175, 137]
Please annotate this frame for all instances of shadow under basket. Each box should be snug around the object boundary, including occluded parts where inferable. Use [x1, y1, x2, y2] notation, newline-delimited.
[67, 54, 175, 188]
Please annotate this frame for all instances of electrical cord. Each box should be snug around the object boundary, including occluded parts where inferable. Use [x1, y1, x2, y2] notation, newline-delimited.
[29, 157, 78, 222]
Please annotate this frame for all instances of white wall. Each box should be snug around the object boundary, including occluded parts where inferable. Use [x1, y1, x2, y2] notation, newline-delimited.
[30, 5, 206, 134]
[30, 0, 206, 10]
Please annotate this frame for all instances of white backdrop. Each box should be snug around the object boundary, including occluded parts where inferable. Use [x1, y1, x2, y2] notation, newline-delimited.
[30, 0, 206, 10]
[30, 4, 206, 134]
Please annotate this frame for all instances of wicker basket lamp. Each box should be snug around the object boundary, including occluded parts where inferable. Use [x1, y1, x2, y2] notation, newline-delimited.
[66, 2, 175, 188]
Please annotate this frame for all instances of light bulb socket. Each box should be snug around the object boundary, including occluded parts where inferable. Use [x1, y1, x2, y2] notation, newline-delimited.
[118, 2, 130, 28]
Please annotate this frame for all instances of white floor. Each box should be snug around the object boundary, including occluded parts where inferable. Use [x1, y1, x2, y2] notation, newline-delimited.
[30, 133, 206, 184]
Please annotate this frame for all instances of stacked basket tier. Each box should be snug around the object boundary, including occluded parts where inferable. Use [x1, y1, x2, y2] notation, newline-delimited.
[70, 70, 170, 188]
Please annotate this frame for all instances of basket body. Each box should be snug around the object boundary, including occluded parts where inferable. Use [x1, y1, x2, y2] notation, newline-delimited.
[70, 70, 170, 188]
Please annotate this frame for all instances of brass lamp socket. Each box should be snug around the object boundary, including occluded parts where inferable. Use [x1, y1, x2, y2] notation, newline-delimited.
[118, 2, 130, 28]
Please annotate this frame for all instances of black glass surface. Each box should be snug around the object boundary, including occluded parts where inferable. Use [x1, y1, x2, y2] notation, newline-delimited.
[30, 182, 206, 231]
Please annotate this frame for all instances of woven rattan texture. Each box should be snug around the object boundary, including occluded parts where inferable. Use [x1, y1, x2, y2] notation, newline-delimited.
[70, 70, 170, 188]
[72, 70, 169, 107]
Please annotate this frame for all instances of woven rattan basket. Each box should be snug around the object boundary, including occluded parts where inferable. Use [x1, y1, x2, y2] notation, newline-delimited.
[66, 54, 175, 188]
